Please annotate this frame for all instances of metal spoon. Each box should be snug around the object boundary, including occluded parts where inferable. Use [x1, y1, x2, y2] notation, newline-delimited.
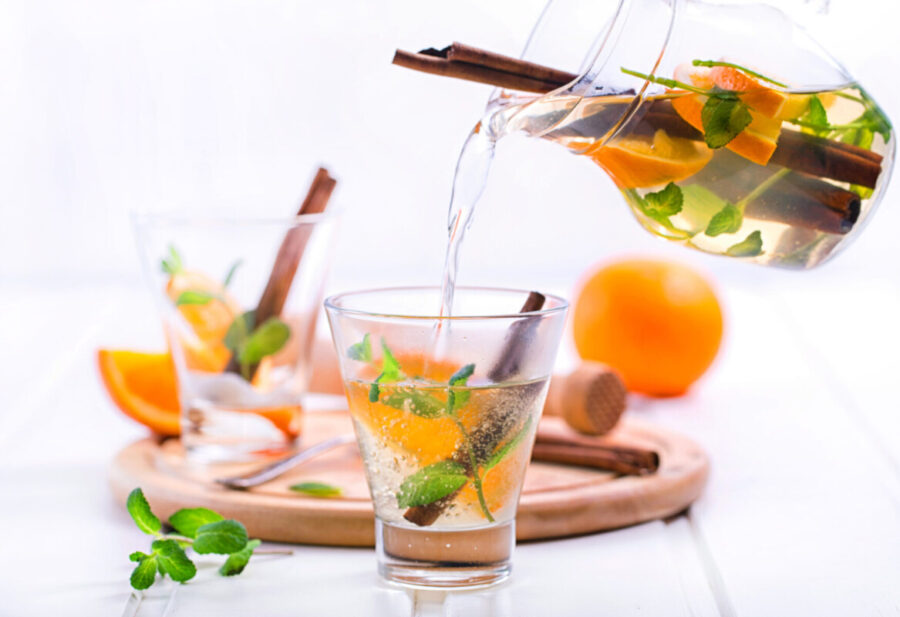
[215, 435, 355, 489]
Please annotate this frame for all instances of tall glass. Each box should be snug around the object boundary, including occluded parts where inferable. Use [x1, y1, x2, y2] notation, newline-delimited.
[134, 211, 337, 463]
[325, 287, 567, 588]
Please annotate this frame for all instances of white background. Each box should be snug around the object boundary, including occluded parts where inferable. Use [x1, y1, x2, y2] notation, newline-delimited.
[2, 2, 900, 616]
[0, 0, 898, 295]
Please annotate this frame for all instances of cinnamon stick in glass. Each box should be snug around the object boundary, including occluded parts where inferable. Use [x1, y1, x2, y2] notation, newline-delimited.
[403, 292, 547, 527]
[224, 167, 337, 379]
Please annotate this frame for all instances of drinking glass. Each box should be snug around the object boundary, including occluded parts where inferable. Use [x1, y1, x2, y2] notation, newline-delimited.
[134, 211, 337, 463]
[325, 286, 567, 588]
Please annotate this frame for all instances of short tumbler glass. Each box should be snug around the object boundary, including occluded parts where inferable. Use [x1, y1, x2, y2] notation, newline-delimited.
[135, 211, 337, 464]
[325, 287, 567, 588]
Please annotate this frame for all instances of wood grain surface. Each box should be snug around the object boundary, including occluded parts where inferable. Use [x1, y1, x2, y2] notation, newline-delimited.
[109, 412, 708, 545]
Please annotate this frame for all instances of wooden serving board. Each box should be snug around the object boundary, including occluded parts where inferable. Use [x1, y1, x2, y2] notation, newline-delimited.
[109, 412, 708, 546]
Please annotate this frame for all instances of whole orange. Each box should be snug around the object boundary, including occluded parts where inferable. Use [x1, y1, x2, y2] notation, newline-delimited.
[572, 258, 723, 396]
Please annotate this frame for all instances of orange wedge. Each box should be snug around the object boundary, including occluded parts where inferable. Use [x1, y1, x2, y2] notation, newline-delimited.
[97, 349, 300, 437]
[670, 63, 797, 166]
[97, 350, 181, 436]
[581, 129, 713, 189]
[166, 270, 239, 372]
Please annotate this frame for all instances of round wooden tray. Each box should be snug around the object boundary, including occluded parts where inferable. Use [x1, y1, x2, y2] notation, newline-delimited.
[109, 412, 708, 546]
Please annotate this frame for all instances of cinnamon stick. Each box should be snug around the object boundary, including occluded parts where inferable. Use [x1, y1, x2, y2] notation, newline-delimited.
[224, 167, 336, 378]
[393, 48, 570, 94]
[394, 44, 883, 189]
[403, 292, 547, 527]
[533, 424, 659, 475]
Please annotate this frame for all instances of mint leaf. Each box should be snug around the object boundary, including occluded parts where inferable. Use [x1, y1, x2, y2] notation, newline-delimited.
[223, 260, 242, 287]
[705, 203, 743, 237]
[161, 245, 183, 276]
[799, 95, 828, 136]
[175, 290, 217, 306]
[130, 555, 158, 590]
[239, 318, 291, 366]
[151, 539, 196, 583]
[347, 333, 373, 362]
[193, 520, 249, 555]
[449, 364, 475, 386]
[290, 482, 342, 498]
[378, 338, 403, 382]
[129, 551, 151, 562]
[127, 488, 161, 536]
[701, 95, 752, 148]
[726, 230, 764, 257]
[484, 418, 534, 471]
[644, 182, 683, 216]
[368, 382, 380, 403]
[396, 461, 468, 508]
[219, 539, 261, 576]
[169, 508, 224, 539]
[224, 311, 255, 353]
[381, 389, 445, 418]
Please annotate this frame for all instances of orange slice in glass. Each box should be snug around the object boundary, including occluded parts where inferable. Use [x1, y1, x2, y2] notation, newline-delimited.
[580, 129, 713, 189]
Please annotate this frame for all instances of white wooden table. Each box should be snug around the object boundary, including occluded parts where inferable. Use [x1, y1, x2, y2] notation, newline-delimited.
[2, 274, 898, 617]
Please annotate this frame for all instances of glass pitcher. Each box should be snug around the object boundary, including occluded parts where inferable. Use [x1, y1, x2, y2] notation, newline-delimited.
[469, 0, 893, 268]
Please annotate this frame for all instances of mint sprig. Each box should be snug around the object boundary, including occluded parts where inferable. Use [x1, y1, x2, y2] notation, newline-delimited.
[161, 245, 183, 276]
[224, 311, 292, 381]
[629, 183, 693, 239]
[705, 203, 743, 237]
[125, 488, 278, 591]
[396, 461, 468, 508]
[726, 230, 764, 257]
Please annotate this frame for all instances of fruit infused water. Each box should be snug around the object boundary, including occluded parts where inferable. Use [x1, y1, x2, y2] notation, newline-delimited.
[326, 287, 567, 588]
[478, 61, 891, 268]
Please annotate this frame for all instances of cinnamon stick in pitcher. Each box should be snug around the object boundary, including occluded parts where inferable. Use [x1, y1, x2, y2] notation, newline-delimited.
[393, 45, 884, 190]
[403, 291, 547, 527]
[224, 167, 336, 378]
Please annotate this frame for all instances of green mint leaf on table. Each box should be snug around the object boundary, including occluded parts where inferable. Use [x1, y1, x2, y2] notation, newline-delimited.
[224, 311, 256, 353]
[381, 389, 446, 418]
[223, 259, 243, 287]
[161, 245, 183, 276]
[290, 482, 342, 498]
[396, 461, 469, 508]
[193, 519, 249, 555]
[726, 230, 764, 257]
[220, 539, 261, 576]
[701, 95, 752, 148]
[175, 290, 217, 306]
[484, 418, 533, 471]
[130, 555, 159, 590]
[347, 333, 373, 362]
[151, 539, 197, 583]
[238, 317, 291, 366]
[127, 488, 161, 536]
[705, 203, 743, 237]
[169, 508, 224, 539]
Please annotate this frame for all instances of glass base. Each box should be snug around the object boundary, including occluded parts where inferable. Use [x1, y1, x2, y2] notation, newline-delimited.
[375, 519, 514, 589]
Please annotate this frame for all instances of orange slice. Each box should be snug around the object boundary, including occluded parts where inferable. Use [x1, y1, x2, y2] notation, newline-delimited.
[166, 270, 240, 372]
[97, 350, 181, 436]
[670, 63, 792, 166]
[581, 129, 713, 189]
[97, 349, 300, 437]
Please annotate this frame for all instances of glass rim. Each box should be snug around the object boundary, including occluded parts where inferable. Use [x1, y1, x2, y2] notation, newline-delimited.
[131, 208, 337, 228]
[324, 285, 569, 321]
